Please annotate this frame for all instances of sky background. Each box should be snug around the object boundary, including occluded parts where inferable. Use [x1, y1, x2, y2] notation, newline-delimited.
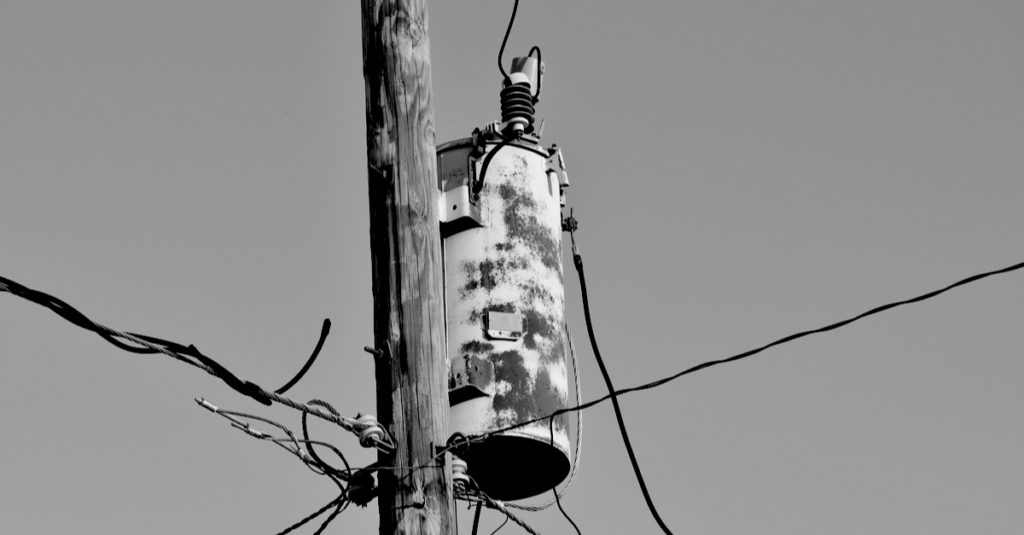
[1, 1, 1022, 534]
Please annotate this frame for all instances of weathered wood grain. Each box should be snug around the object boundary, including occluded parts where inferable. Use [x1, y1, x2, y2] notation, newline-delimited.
[360, 1, 453, 534]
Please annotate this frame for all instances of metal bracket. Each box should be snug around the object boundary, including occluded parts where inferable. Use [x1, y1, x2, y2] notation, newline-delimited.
[448, 354, 493, 405]
[437, 136, 487, 237]
[440, 185, 485, 238]
[546, 144, 569, 206]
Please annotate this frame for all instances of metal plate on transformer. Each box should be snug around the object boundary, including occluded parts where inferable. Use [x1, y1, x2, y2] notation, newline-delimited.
[485, 310, 524, 340]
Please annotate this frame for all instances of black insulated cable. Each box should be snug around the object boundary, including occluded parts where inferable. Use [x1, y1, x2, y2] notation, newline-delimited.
[473, 138, 515, 196]
[476, 257, 1024, 441]
[273, 495, 347, 535]
[497, 0, 520, 82]
[275, 318, 332, 394]
[471, 502, 483, 535]
[615, 257, 1024, 398]
[301, 399, 353, 478]
[572, 245, 675, 534]
[528, 45, 542, 99]
[489, 516, 510, 535]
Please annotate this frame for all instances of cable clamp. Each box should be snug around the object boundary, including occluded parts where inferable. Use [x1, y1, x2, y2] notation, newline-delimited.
[562, 214, 578, 233]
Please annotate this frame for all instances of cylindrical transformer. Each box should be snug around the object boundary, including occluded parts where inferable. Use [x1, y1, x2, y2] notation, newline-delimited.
[437, 133, 571, 501]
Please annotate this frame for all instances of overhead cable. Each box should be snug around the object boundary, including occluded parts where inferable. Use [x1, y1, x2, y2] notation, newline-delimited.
[489, 516, 510, 535]
[571, 233, 673, 534]
[496, 0, 520, 82]
[473, 256, 1024, 441]
[274, 495, 349, 535]
[508, 323, 583, 512]
[0, 275, 394, 452]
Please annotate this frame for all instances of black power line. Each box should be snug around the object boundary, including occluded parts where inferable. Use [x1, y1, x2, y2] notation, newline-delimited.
[572, 238, 673, 534]
[496, 0, 520, 82]
[489, 516, 510, 535]
[615, 257, 1024, 398]
[274, 495, 348, 535]
[548, 418, 583, 535]
[477, 256, 1024, 441]
[0, 275, 394, 452]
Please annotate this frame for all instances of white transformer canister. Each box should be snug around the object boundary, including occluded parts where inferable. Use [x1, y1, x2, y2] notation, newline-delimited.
[437, 133, 571, 501]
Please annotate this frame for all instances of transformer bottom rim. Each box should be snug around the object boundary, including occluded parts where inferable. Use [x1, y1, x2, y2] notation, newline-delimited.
[457, 433, 570, 501]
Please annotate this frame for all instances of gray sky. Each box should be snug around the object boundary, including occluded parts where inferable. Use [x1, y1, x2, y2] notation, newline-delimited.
[2, 1, 1022, 533]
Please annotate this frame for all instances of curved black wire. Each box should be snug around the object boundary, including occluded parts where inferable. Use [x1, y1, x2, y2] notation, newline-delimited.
[573, 250, 673, 534]
[274, 495, 346, 535]
[288, 438, 353, 476]
[0, 275, 274, 405]
[275, 319, 331, 394]
[471, 502, 483, 535]
[301, 399, 352, 478]
[527, 45, 542, 99]
[0, 276, 172, 356]
[313, 500, 349, 535]
[549, 417, 583, 535]
[489, 516, 510, 535]
[497, 0, 520, 82]
[616, 257, 1024, 397]
[473, 138, 515, 196]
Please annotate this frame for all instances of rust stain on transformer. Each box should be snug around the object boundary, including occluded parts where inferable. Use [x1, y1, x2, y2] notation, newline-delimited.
[498, 183, 561, 272]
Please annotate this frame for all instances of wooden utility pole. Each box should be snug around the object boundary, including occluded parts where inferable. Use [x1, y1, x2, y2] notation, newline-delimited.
[360, 1, 454, 534]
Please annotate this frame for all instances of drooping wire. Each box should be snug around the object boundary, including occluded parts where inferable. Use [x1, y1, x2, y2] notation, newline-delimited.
[481, 494, 542, 535]
[473, 138, 515, 196]
[0, 276, 214, 371]
[312, 500, 349, 535]
[196, 398, 352, 488]
[615, 257, 1024, 398]
[508, 322, 583, 513]
[0, 275, 395, 452]
[471, 256, 1024, 440]
[571, 234, 673, 534]
[194, 398, 358, 531]
[497, 0, 520, 83]
[471, 502, 483, 535]
[275, 319, 331, 395]
[489, 516, 510, 535]
[451, 456, 542, 535]
[456, 485, 542, 535]
[302, 399, 354, 479]
[274, 495, 348, 535]
[549, 418, 582, 535]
